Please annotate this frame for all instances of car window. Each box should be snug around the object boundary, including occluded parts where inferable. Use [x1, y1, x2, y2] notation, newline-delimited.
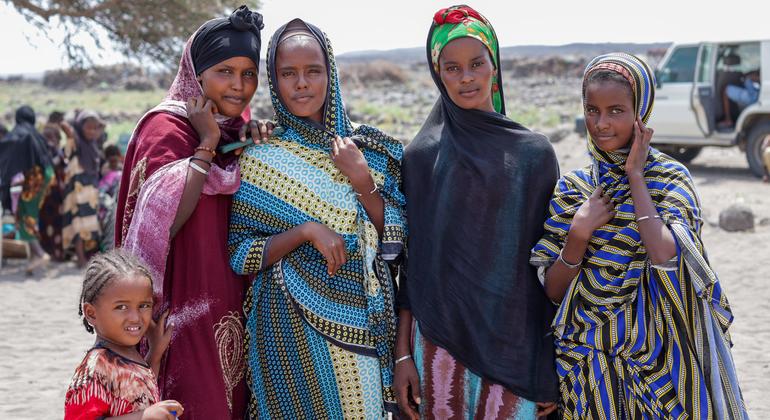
[659, 46, 698, 83]
[697, 45, 715, 83]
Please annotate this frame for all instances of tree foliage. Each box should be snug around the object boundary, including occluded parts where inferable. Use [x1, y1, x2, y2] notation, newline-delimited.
[7, 0, 260, 68]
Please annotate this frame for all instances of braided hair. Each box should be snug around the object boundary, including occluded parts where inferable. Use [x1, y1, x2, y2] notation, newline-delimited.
[78, 249, 153, 334]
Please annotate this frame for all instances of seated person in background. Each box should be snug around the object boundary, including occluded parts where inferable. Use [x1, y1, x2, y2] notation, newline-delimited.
[718, 70, 761, 128]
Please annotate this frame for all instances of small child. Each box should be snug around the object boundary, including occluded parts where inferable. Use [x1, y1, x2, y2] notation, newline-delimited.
[64, 249, 184, 419]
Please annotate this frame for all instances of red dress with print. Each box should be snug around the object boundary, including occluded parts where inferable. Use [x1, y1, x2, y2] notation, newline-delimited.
[64, 346, 160, 419]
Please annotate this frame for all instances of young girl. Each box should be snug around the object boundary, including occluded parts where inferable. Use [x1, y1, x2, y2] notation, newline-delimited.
[531, 53, 748, 419]
[65, 249, 183, 419]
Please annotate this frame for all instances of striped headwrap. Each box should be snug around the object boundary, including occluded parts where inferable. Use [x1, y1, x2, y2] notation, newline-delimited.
[530, 53, 747, 418]
[429, 5, 502, 113]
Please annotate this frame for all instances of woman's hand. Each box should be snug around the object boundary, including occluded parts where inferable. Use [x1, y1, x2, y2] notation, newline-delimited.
[570, 186, 616, 242]
[536, 401, 557, 417]
[187, 96, 220, 149]
[330, 136, 373, 192]
[145, 310, 173, 361]
[625, 116, 654, 178]
[239, 120, 275, 145]
[139, 400, 184, 419]
[394, 358, 421, 420]
[302, 222, 347, 276]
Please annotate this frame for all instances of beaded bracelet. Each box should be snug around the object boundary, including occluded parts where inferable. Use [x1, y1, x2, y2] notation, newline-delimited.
[195, 146, 216, 156]
[636, 214, 661, 223]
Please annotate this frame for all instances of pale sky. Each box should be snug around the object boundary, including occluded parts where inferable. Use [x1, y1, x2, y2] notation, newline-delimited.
[1, 0, 767, 75]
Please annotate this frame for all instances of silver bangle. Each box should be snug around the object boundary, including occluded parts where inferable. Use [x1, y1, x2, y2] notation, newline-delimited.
[395, 354, 412, 365]
[558, 250, 581, 269]
[355, 183, 379, 197]
[636, 214, 661, 223]
[189, 160, 209, 176]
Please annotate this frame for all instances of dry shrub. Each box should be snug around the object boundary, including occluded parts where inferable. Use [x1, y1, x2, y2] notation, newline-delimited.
[339, 60, 409, 87]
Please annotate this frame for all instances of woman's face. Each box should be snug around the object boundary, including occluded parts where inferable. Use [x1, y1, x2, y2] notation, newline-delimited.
[584, 81, 636, 152]
[438, 37, 496, 112]
[198, 56, 258, 118]
[275, 36, 328, 123]
[82, 118, 105, 142]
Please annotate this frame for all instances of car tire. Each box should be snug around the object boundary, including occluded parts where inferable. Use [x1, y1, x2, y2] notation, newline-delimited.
[659, 146, 702, 163]
[746, 122, 770, 178]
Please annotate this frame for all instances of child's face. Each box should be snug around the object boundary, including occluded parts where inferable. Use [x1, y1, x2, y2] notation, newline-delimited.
[438, 37, 496, 112]
[584, 81, 636, 152]
[83, 275, 153, 348]
[108, 155, 122, 170]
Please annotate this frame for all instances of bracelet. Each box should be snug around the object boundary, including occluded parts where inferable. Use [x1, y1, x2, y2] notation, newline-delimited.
[190, 156, 212, 166]
[395, 354, 413, 365]
[195, 146, 216, 156]
[355, 183, 380, 197]
[636, 215, 661, 223]
[189, 160, 209, 176]
[557, 249, 582, 269]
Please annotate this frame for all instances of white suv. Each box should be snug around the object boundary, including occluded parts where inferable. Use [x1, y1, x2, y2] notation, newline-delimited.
[648, 40, 769, 177]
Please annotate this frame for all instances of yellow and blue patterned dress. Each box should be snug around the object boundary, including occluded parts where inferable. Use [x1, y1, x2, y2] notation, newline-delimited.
[228, 19, 405, 420]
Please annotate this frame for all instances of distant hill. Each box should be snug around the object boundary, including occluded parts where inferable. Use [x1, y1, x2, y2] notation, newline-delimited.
[338, 42, 671, 63]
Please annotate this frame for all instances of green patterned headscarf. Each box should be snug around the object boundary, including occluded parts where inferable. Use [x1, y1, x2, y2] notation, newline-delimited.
[429, 5, 502, 113]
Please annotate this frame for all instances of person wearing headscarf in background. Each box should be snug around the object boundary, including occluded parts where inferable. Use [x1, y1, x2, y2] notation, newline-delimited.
[0, 105, 54, 274]
[115, 6, 266, 419]
[530, 53, 748, 419]
[228, 18, 406, 419]
[62, 109, 105, 267]
[38, 111, 69, 261]
[395, 6, 560, 419]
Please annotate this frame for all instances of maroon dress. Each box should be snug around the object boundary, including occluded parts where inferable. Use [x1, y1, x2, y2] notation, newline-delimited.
[115, 112, 247, 419]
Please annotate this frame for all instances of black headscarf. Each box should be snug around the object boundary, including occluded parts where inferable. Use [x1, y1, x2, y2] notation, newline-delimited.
[0, 105, 52, 209]
[190, 5, 264, 75]
[72, 110, 106, 176]
[400, 11, 560, 401]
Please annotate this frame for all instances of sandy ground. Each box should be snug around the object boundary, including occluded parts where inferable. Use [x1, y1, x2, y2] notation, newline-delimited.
[1, 135, 768, 419]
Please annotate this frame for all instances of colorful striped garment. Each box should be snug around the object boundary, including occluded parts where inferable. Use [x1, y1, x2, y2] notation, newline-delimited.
[531, 53, 748, 419]
[228, 19, 406, 420]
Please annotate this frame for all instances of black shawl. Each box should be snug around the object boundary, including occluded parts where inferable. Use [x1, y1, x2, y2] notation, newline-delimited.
[400, 26, 560, 402]
[0, 106, 52, 209]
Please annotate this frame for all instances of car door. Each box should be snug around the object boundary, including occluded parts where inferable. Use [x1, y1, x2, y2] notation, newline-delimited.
[691, 43, 717, 136]
[649, 44, 703, 139]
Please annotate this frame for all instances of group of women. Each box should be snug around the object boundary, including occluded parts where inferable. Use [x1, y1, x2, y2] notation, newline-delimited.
[1, 107, 109, 271]
[114, 4, 749, 419]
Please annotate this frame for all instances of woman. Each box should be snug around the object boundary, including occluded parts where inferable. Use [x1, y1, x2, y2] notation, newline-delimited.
[530, 53, 748, 419]
[38, 117, 68, 261]
[0, 106, 54, 273]
[115, 6, 265, 419]
[395, 6, 559, 419]
[62, 109, 105, 266]
[228, 19, 406, 419]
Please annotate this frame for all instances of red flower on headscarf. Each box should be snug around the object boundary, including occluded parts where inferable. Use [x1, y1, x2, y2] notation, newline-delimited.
[433, 6, 485, 25]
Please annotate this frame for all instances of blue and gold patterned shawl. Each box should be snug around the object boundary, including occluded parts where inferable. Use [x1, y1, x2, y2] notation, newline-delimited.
[531, 53, 747, 418]
[228, 19, 405, 412]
